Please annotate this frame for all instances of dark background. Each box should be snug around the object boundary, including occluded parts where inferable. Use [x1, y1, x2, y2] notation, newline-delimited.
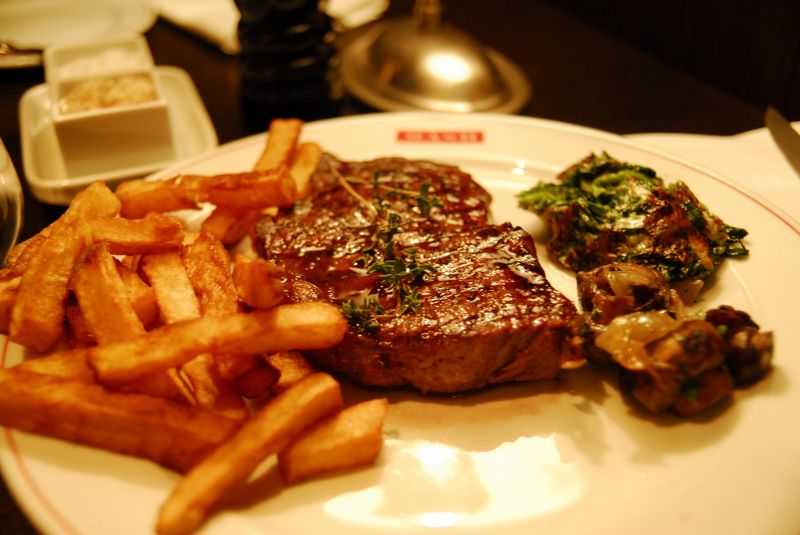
[549, 0, 800, 118]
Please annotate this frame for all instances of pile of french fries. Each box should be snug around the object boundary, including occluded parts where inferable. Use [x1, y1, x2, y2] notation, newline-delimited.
[0, 119, 388, 535]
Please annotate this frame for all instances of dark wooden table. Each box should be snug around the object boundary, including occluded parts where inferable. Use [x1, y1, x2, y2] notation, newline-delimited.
[0, 1, 766, 533]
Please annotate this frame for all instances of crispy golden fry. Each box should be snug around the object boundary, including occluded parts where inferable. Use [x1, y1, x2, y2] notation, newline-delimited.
[263, 351, 316, 394]
[139, 249, 242, 407]
[1, 232, 47, 274]
[253, 118, 303, 171]
[181, 355, 249, 422]
[9, 182, 120, 352]
[116, 179, 198, 219]
[289, 141, 322, 199]
[232, 254, 284, 310]
[229, 361, 280, 400]
[156, 372, 342, 535]
[15, 348, 94, 381]
[182, 232, 268, 399]
[200, 207, 269, 246]
[65, 303, 96, 347]
[0, 367, 239, 473]
[90, 214, 185, 255]
[141, 237, 247, 412]
[0, 275, 20, 333]
[88, 302, 347, 386]
[116, 261, 159, 329]
[9, 218, 93, 352]
[73, 243, 147, 344]
[182, 232, 237, 317]
[118, 169, 296, 219]
[72, 245, 193, 401]
[120, 253, 142, 272]
[278, 398, 388, 484]
[15, 346, 193, 402]
[65, 180, 124, 218]
[141, 252, 201, 324]
[179, 169, 296, 211]
[0, 233, 48, 332]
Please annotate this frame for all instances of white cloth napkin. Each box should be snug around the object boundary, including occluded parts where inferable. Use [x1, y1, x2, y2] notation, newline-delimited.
[145, 0, 388, 54]
[627, 126, 800, 224]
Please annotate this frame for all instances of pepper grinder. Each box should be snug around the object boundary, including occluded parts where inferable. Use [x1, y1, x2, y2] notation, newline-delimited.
[235, 0, 343, 128]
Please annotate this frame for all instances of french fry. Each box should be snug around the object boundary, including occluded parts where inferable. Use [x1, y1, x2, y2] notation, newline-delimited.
[116, 261, 159, 328]
[72, 245, 194, 401]
[140, 248, 244, 410]
[156, 372, 342, 535]
[229, 362, 280, 401]
[253, 118, 303, 171]
[15, 348, 94, 381]
[116, 179, 198, 219]
[232, 254, 284, 310]
[181, 232, 237, 318]
[181, 232, 269, 401]
[181, 355, 249, 422]
[9, 182, 120, 352]
[9, 217, 93, 352]
[88, 302, 347, 386]
[289, 141, 322, 199]
[65, 303, 97, 347]
[178, 169, 296, 211]
[117, 169, 296, 219]
[0, 275, 20, 333]
[141, 252, 201, 324]
[278, 398, 388, 484]
[1, 232, 48, 274]
[15, 345, 193, 403]
[263, 351, 316, 394]
[0, 234, 53, 333]
[0, 367, 239, 473]
[90, 214, 185, 255]
[200, 207, 267, 246]
[72, 243, 147, 344]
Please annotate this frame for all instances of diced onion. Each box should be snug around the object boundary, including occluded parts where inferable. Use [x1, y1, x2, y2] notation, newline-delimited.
[595, 311, 680, 370]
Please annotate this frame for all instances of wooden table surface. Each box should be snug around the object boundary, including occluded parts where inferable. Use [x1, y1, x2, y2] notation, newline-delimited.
[0, 1, 767, 533]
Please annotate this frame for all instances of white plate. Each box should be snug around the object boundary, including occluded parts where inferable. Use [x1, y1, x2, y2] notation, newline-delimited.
[19, 66, 218, 205]
[3, 112, 799, 535]
[0, 0, 156, 68]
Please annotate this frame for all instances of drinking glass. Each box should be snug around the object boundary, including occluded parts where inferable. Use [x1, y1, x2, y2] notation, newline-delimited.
[0, 137, 23, 266]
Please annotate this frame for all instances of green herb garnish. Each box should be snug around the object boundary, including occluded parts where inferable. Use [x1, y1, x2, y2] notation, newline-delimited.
[516, 152, 749, 281]
[338, 172, 440, 333]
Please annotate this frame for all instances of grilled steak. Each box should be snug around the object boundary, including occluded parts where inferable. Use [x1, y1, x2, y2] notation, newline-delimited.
[255, 154, 579, 393]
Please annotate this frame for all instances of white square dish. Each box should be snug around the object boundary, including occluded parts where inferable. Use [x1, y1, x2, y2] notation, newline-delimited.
[42, 36, 175, 181]
[20, 66, 218, 205]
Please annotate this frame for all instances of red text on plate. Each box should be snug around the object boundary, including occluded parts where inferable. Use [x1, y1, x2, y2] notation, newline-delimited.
[397, 130, 484, 143]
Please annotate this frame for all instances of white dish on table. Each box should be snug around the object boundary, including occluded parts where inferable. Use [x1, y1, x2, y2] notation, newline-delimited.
[43, 36, 175, 187]
[19, 65, 218, 205]
[2, 112, 799, 535]
[0, 0, 156, 69]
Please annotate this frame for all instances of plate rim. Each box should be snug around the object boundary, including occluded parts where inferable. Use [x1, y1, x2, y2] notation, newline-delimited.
[3, 111, 799, 535]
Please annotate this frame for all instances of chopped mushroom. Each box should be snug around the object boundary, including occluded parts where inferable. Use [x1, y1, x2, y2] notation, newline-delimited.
[595, 308, 771, 416]
[572, 263, 684, 366]
[704, 305, 774, 385]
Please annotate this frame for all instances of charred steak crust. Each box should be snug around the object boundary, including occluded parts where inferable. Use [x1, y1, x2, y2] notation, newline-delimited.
[255, 154, 578, 393]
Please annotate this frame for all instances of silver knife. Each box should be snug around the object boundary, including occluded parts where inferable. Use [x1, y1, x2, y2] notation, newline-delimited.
[765, 106, 800, 177]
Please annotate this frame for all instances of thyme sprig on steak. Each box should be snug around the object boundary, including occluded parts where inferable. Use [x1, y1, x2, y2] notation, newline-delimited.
[517, 152, 749, 281]
[338, 172, 439, 333]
